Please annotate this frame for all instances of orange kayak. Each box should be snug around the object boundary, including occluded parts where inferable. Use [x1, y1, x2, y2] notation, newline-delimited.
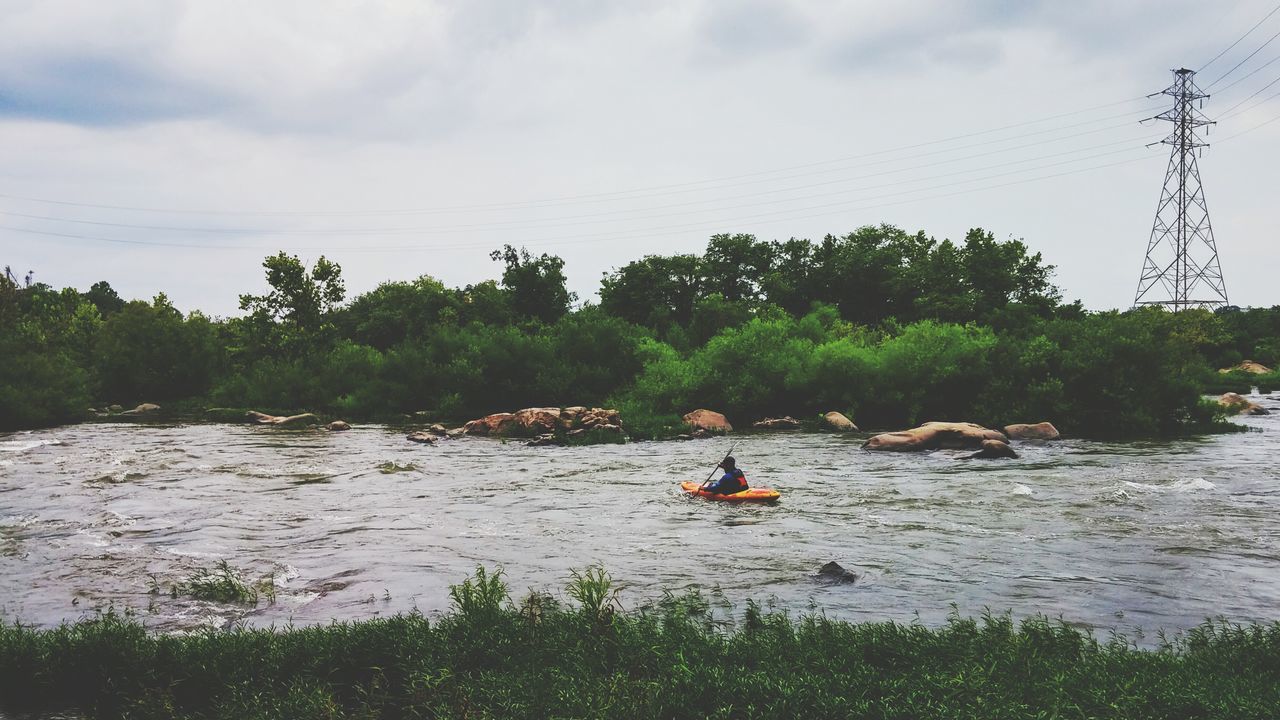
[681, 481, 780, 503]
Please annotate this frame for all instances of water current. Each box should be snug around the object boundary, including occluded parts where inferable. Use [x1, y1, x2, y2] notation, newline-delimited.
[3, 395, 1279, 638]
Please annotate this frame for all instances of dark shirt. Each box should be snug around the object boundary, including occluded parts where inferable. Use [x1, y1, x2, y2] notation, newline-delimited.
[706, 468, 748, 495]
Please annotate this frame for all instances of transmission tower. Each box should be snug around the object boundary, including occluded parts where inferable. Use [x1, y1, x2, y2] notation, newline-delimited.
[1133, 68, 1228, 310]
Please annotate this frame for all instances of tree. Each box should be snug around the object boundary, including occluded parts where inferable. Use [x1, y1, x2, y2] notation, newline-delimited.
[238, 252, 345, 357]
[84, 281, 125, 317]
[339, 276, 459, 350]
[490, 245, 575, 323]
[599, 254, 703, 332]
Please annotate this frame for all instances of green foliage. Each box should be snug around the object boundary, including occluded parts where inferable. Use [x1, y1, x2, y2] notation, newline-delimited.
[490, 244, 576, 323]
[182, 561, 259, 605]
[237, 252, 345, 357]
[3, 233, 1276, 440]
[448, 566, 510, 620]
[4, 576, 1280, 719]
[95, 295, 221, 403]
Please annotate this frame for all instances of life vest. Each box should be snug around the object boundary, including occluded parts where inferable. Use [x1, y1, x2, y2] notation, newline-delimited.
[724, 468, 748, 492]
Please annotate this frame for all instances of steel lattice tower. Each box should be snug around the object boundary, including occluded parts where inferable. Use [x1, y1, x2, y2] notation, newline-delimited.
[1133, 68, 1228, 310]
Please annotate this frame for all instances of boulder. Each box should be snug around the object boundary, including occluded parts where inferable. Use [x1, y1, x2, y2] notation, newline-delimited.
[462, 412, 516, 436]
[245, 410, 319, 427]
[575, 407, 622, 430]
[683, 409, 732, 434]
[822, 411, 858, 432]
[964, 439, 1019, 460]
[863, 421, 1008, 452]
[753, 416, 802, 430]
[1219, 360, 1273, 375]
[511, 407, 562, 436]
[427, 423, 449, 435]
[406, 431, 438, 444]
[108, 404, 124, 413]
[817, 561, 858, 584]
[326, 420, 351, 431]
[1219, 392, 1271, 416]
[1003, 422, 1060, 441]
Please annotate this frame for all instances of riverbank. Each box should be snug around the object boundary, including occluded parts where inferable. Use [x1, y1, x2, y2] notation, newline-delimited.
[3, 570, 1279, 719]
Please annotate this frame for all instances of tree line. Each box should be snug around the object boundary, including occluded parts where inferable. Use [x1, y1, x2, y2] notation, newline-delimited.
[2, 225, 1277, 436]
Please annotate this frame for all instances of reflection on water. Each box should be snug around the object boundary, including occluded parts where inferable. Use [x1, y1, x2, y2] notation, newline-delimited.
[2, 393, 1279, 637]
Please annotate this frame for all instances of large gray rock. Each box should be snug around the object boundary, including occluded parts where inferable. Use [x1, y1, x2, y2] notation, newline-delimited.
[863, 422, 1007, 452]
[1003, 422, 1060, 440]
[683, 409, 732, 433]
[118, 403, 161, 416]
[1219, 393, 1270, 416]
[822, 411, 858, 432]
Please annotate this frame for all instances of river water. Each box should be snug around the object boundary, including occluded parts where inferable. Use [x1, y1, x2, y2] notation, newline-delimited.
[3, 396, 1279, 638]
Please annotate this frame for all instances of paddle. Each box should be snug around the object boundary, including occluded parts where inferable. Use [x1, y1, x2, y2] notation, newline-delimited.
[699, 440, 739, 490]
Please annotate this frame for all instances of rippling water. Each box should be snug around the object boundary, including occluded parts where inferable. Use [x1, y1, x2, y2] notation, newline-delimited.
[3, 395, 1279, 637]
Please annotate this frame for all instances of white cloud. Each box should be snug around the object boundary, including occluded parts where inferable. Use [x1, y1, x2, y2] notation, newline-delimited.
[0, 0, 1276, 314]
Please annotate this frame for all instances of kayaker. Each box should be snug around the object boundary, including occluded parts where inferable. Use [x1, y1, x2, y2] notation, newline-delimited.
[704, 456, 748, 495]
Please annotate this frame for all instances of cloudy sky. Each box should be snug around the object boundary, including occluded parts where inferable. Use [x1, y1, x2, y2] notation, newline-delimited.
[1, 0, 1277, 316]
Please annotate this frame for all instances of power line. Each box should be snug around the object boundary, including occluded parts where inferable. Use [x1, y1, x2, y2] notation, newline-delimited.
[1207, 24, 1280, 88]
[1219, 82, 1280, 119]
[1216, 106, 1280, 139]
[0, 100, 1155, 217]
[1200, 3, 1280, 72]
[0, 131, 1158, 236]
[1210, 53, 1280, 93]
[0, 153, 1162, 254]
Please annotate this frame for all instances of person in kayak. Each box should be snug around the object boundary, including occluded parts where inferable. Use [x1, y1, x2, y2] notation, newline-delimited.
[704, 456, 748, 495]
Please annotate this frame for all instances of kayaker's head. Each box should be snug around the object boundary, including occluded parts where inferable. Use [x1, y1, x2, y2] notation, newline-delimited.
[720, 456, 736, 470]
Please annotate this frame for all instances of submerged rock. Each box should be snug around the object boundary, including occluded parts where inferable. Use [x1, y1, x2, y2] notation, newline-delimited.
[683, 409, 732, 434]
[964, 439, 1019, 460]
[753, 416, 802, 430]
[822, 411, 858, 432]
[526, 433, 565, 447]
[817, 561, 858, 584]
[1003, 422, 1060, 441]
[406, 431, 438, 444]
[245, 410, 319, 427]
[863, 422, 1007, 452]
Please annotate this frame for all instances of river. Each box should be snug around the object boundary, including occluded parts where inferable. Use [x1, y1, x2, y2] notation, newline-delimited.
[3, 397, 1279, 638]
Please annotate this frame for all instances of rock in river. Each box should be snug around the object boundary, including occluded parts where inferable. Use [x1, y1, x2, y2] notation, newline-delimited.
[817, 561, 858, 584]
[1219, 392, 1270, 416]
[463, 412, 517, 436]
[683, 409, 732, 434]
[964, 439, 1019, 460]
[822, 411, 858, 432]
[326, 420, 351, 431]
[245, 410, 319, 427]
[118, 403, 161, 416]
[863, 421, 1008, 452]
[1219, 360, 1273, 375]
[1003, 422, 1060, 440]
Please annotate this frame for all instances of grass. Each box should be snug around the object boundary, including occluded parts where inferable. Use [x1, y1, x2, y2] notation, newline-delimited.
[3, 567, 1280, 719]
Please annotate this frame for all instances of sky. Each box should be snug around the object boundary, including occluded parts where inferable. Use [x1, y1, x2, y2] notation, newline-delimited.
[1, 0, 1278, 317]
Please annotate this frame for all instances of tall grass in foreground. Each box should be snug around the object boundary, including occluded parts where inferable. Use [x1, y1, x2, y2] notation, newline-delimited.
[2, 567, 1280, 719]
